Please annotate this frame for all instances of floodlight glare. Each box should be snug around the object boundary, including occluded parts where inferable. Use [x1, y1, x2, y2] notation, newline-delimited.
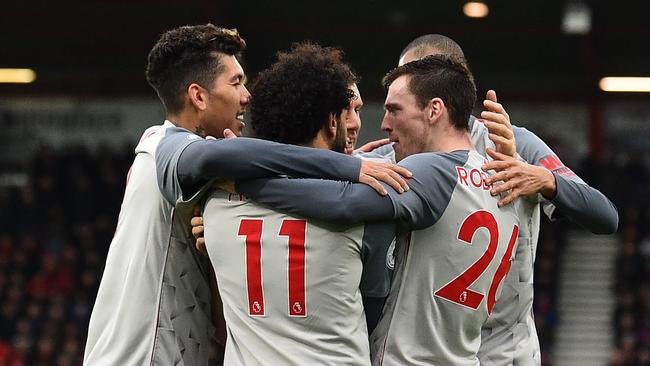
[0, 68, 36, 83]
[464, 2, 489, 18]
[599, 77, 650, 92]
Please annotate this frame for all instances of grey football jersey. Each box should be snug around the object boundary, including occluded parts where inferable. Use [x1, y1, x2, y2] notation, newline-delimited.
[234, 118, 617, 365]
[154, 126, 372, 366]
[202, 190, 371, 366]
[358, 118, 617, 365]
[368, 150, 520, 366]
[152, 126, 215, 366]
[236, 150, 520, 365]
[476, 122, 617, 365]
[84, 121, 212, 366]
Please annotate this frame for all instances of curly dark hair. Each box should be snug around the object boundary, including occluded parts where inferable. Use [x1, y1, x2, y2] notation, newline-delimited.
[145, 24, 246, 114]
[383, 55, 476, 131]
[249, 42, 358, 145]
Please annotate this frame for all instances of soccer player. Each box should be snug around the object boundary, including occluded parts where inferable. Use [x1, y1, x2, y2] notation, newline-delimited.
[84, 24, 407, 366]
[235, 55, 521, 365]
[343, 83, 364, 155]
[396, 34, 619, 365]
[158, 43, 401, 365]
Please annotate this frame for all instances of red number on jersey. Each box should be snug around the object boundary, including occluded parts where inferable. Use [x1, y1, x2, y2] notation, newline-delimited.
[280, 220, 307, 317]
[487, 225, 518, 314]
[239, 219, 308, 317]
[239, 219, 265, 316]
[434, 210, 518, 314]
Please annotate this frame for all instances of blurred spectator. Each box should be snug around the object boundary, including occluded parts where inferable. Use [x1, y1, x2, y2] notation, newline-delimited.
[605, 150, 650, 366]
[0, 144, 130, 366]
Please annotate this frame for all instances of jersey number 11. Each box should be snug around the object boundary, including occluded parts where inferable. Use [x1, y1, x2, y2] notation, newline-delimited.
[239, 219, 307, 318]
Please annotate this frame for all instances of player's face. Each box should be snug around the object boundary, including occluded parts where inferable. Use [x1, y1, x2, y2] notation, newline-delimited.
[381, 75, 429, 162]
[201, 55, 250, 138]
[340, 84, 363, 155]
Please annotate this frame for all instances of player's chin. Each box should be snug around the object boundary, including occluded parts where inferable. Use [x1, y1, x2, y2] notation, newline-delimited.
[393, 142, 405, 161]
[233, 121, 245, 136]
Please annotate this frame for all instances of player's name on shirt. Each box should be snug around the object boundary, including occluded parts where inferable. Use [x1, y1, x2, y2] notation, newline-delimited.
[226, 193, 248, 202]
[456, 166, 491, 191]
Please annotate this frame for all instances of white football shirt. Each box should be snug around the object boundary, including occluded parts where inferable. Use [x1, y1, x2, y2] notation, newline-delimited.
[203, 190, 371, 366]
[370, 150, 520, 366]
[84, 121, 213, 366]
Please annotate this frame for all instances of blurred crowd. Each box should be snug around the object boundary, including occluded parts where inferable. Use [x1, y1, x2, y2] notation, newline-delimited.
[534, 218, 566, 365]
[0, 142, 646, 365]
[0, 145, 132, 366]
[595, 152, 650, 366]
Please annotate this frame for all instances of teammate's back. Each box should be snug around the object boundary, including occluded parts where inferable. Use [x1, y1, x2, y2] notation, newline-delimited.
[203, 190, 370, 366]
[371, 150, 520, 366]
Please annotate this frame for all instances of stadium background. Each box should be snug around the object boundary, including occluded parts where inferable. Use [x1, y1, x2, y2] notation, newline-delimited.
[1, 1, 648, 365]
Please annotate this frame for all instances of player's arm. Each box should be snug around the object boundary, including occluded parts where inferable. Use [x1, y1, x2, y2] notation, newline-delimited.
[484, 126, 618, 234]
[156, 129, 409, 203]
[177, 137, 362, 198]
[236, 152, 457, 230]
[235, 178, 395, 225]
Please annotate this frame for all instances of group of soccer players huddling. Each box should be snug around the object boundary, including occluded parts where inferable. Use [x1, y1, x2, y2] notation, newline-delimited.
[83, 24, 618, 365]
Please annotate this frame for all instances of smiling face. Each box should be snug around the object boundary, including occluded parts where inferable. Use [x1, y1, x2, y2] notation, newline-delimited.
[340, 84, 363, 155]
[380, 75, 429, 162]
[200, 54, 250, 137]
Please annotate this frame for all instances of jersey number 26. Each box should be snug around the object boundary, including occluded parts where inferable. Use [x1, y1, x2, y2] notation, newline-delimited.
[434, 210, 518, 314]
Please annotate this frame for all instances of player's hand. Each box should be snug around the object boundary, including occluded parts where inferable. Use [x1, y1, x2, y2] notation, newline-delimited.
[223, 128, 238, 139]
[480, 90, 516, 158]
[359, 160, 411, 196]
[482, 149, 557, 207]
[355, 138, 391, 154]
[191, 207, 207, 256]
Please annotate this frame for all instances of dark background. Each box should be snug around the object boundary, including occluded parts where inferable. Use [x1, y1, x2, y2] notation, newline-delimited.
[2, 0, 650, 101]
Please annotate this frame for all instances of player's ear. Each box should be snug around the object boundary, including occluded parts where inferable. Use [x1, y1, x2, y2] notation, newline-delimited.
[188, 83, 208, 111]
[426, 97, 444, 124]
[328, 112, 337, 136]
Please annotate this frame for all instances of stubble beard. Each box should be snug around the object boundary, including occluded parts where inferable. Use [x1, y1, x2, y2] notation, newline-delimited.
[194, 125, 206, 138]
[330, 119, 347, 154]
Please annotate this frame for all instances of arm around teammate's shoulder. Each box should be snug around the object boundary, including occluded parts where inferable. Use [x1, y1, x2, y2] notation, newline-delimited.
[511, 126, 619, 234]
[178, 137, 362, 185]
[552, 173, 618, 234]
[235, 177, 396, 225]
[386, 152, 464, 230]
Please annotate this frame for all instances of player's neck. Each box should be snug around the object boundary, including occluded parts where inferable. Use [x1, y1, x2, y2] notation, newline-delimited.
[166, 110, 200, 134]
[428, 126, 473, 153]
[308, 130, 332, 150]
